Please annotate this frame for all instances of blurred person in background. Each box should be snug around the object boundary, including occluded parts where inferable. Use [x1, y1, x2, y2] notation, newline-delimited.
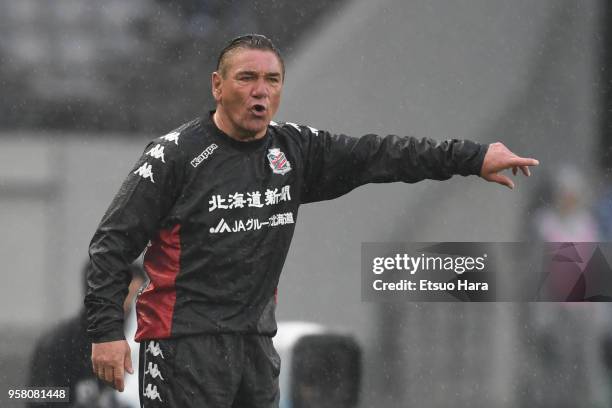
[533, 165, 599, 242]
[28, 261, 145, 408]
[114, 264, 146, 408]
[85, 34, 539, 407]
[523, 165, 603, 407]
[594, 177, 612, 241]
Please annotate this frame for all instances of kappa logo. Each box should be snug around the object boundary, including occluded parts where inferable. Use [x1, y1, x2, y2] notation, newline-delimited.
[162, 131, 180, 145]
[144, 362, 165, 381]
[134, 163, 155, 183]
[143, 383, 162, 402]
[145, 341, 164, 359]
[191, 143, 218, 168]
[146, 144, 166, 163]
[285, 122, 301, 131]
[209, 218, 231, 234]
[307, 125, 319, 135]
[267, 148, 291, 175]
[284, 122, 319, 135]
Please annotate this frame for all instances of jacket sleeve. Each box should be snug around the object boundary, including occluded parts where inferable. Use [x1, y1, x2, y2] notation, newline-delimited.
[297, 126, 488, 203]
[85, 139, 183, 343]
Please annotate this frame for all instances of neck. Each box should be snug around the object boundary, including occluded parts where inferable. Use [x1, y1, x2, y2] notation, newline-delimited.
[212, 109, 265, 141]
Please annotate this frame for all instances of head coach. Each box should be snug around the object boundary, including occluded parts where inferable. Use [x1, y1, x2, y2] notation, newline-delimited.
[85, 34, 539, 407]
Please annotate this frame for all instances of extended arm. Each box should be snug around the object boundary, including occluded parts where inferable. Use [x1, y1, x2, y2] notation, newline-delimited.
[295, 125, 537, 202]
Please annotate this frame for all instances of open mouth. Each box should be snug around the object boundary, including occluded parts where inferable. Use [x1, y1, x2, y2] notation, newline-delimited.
[251, 104, 266, 115]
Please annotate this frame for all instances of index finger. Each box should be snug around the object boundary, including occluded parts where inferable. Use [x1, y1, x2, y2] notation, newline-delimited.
[509, 157, 539, 167]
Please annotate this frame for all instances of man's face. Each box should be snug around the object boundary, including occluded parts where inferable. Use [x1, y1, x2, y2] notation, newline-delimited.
[212, 49, 283, 139]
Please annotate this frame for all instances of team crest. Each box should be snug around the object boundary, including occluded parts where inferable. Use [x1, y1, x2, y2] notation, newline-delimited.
[267, 148, 292, 175]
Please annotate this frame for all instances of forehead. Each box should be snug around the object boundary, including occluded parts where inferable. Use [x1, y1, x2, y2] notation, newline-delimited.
[224, 48, 282, 75]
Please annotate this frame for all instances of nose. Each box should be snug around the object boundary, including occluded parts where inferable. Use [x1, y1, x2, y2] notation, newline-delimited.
[251, 78, 269, 99]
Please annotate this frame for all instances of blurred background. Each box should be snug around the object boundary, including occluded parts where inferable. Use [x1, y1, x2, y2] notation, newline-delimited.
[2, 0, 612, 406]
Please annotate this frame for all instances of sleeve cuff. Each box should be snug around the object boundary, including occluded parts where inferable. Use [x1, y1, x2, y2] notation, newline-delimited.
[471, 143, 489, 176]
[88, 327, 126, 343]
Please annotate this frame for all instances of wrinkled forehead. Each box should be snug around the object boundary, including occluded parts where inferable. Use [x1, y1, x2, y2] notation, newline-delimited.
[222, 48, 283, 77]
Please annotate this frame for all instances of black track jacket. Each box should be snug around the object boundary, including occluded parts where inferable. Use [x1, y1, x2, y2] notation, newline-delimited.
[85, 112, 488, 343]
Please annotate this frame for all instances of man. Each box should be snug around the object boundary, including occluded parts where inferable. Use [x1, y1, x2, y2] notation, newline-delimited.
[85, 34, 538, 407]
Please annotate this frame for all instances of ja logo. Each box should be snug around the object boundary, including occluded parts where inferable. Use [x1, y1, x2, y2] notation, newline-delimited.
[267, 148, 291, 175]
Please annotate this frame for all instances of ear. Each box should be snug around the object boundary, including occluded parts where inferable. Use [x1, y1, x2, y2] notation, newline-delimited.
[211, 71, 222, 102]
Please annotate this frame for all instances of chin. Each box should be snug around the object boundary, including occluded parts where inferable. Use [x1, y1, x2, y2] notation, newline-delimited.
[244, 120, 268, 134]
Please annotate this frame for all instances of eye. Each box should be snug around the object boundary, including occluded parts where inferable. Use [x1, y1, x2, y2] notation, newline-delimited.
[238, 74, 255, 81]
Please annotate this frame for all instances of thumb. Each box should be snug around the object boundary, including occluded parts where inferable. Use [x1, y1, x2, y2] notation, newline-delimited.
[124, 349, 134, 375]
[487, 173, 515, 190]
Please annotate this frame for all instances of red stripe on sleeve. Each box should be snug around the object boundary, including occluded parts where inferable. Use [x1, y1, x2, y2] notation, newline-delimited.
[135, 224, 181, 341]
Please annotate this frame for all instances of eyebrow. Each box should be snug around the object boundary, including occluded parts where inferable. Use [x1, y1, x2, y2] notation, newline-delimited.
[235, 70, 282, 77]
